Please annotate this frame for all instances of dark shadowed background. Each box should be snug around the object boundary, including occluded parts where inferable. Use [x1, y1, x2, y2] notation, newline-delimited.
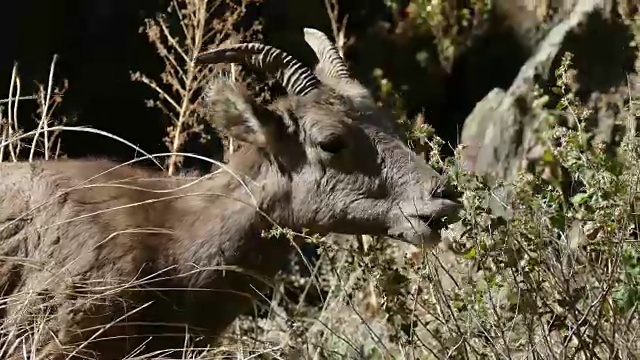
[0, 0, 535, 170]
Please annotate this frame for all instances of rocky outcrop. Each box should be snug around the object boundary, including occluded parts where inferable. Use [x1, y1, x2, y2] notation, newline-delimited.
[460, 0, 637, 185]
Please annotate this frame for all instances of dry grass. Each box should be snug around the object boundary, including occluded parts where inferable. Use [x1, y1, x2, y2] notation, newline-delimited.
[1, 56, 70, 163]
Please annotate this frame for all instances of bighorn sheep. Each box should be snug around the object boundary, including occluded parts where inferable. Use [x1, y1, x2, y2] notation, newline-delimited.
[0, 28, 462, 359]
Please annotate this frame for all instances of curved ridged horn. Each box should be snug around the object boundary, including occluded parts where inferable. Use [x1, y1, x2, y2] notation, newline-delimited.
[195, 43, 320, 97]
[302, 28, 351, 79]
[303, 28, 371, 102]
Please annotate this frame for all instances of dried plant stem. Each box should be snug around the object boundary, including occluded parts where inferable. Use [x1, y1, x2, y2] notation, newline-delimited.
[29, 54, 59, 162]
[168, 63, 197, 176]
[324, 0, 349, 58]
[3, 62, 21, 162]
[166, 0, 210, 176]
[135, 0, 262, 175]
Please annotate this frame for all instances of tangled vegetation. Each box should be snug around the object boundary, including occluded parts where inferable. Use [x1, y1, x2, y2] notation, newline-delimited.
[213, 53, 640, 360]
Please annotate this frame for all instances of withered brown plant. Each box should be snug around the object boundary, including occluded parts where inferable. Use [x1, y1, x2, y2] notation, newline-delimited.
[1, 56, 70, 164]
[132, 0, 263, 175]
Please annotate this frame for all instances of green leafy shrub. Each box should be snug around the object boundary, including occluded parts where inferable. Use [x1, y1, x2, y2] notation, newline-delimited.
[222, 22, 640, 360]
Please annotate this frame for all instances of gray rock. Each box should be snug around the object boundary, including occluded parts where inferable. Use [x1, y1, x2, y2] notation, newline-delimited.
[460, 0, 612, 181]
[457, 0, 640, 219]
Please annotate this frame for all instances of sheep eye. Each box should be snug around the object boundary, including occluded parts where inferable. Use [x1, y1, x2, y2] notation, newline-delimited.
[319, 136, 347, 154]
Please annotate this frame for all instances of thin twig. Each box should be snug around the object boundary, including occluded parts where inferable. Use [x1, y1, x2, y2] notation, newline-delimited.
[29, 54, 58, 162]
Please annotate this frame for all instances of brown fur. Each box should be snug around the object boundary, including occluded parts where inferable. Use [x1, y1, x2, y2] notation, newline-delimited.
[0, 152, 296, 358]
[0, 53, 461, 360]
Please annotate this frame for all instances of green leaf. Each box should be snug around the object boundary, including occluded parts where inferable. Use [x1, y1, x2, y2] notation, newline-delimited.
[542, 149, 555, 163]
[571, 192, 590, 206]
[463, 247, 477, 260]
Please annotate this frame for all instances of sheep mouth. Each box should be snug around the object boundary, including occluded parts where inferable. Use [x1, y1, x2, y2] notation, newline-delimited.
[415, 199, 463, 232]
[417, 214, 451, 232]
[387, 199, 463, 245]
[387, 213, 459, 244]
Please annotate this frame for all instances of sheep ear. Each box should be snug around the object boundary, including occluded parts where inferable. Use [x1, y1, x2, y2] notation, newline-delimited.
[201, 78, 282, 149]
